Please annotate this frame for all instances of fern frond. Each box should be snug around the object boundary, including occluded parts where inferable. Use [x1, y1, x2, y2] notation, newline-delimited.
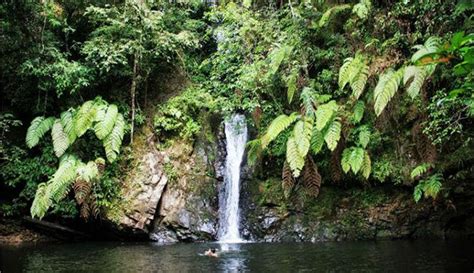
[26, 116, 55, 148]
[339, 57, 354, 90]
[76, 161, 99, 182]
[52, 119, 70, 158]
[424, 174, 442, 199]
[60, 110, 77, 144]
[282, 161, 295, 199]
[323, 118, 341, 151]
[349, 57, 369, 99]
[350, 147, 365, 174]
[286, 68, 298, 103]
[104, 114, 125, 162]
[47, 155, 79, 202]
[300, 87, 316, 116]
[358, 125, 371, 148]
[261, 112, 299, 149]
[338, 54, 369, 99]
[341, 147, 365, 174]
[351, 101, 365, 124]
[80, 201, 91, 219]
[246, 139, 262, 166]
[410, 163, 432, 179]
[94, 104, 118, 140]
[315, 100, 339, 131]
[303, 156, 321, 197]
[374, 68, 404, 116]
[411, 36, 441, 63]
[341, 148, 351, 173]
[286, 136, 305, 177]
[30, 183, 50, 219]
[75, 100, 98, 137]
[293, 118, 313, 157]
[318, 4, 351, 27]
[403, 65, 433, 99]
[267, 44, 293, 76]
[310, 127, 324, 154]
[361, 151, 371, 179]
[74, 179, 91, 205]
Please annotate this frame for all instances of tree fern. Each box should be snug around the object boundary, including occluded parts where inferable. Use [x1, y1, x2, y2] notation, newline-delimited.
[104, 114, 125, 162]
[75, 100, 98, 137]
[315, 100, 338, 131]
[52, 119, 70, 158]
[94, 104, 119, 140]
[323, 118, 341, 151]
[286, 136, 305, 177]
[261, 112, 299, 149]
[374, 67, 404, 116]
[26, 116, 55, 148]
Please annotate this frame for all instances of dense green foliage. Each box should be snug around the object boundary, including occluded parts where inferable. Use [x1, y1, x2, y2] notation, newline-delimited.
[1, 0, 473, 222]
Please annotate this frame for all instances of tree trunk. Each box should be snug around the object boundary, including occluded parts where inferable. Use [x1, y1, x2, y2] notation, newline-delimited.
[130, 53, 138, 144]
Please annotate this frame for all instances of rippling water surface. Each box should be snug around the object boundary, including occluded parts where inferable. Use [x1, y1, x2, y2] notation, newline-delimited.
[1, 240, 473, 272]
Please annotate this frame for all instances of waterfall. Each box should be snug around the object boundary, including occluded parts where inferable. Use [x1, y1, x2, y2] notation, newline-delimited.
[218, 113, 248, 243]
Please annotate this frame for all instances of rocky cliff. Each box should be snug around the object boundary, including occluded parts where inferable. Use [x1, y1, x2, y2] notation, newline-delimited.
[110, 121, 474, 243]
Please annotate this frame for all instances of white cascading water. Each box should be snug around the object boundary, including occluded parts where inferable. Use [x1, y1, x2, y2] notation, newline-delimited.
[218, 113, 248, 243]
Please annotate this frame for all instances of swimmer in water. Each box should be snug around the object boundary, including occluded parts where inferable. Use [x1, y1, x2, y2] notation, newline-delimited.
[204, 248, 218, 258]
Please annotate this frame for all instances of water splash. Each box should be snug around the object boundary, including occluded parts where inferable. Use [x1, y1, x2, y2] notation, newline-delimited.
[218, 113, 247, 243]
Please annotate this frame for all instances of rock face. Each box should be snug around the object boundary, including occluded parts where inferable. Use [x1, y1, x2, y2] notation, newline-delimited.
[243, 178, 474, 242]
[149, 137, 220, 243]
[115, 135, 168, 237]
